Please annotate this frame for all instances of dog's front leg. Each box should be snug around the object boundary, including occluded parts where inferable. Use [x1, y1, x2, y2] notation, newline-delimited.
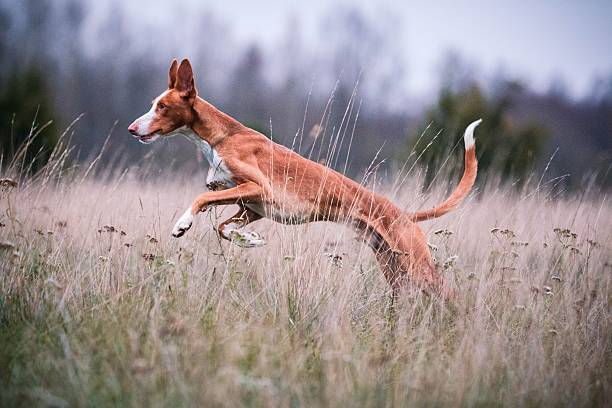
[172, 182, 264, 238]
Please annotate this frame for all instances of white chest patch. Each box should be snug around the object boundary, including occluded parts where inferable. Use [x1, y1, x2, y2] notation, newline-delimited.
[179, 128, 236, 190]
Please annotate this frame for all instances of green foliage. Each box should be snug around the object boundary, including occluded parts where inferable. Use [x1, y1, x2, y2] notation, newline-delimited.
[0, 66, 59, 171]
[409, 83, 549, 187]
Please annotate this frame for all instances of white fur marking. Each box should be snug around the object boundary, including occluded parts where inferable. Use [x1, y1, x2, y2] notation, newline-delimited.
[172, 208, 193, 237]
[133, 91, 170, 140]
[463, 118, 482, 149]
[181, 131, 236, 189]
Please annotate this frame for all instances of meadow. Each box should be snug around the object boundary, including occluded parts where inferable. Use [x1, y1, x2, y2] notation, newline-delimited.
[0, 137, 610, 407]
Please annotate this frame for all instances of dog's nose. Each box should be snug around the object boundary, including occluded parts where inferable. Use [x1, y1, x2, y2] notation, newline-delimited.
[128, 123, 139, 135]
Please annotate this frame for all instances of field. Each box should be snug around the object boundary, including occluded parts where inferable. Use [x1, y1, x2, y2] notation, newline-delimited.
[1, 148, 611, 407]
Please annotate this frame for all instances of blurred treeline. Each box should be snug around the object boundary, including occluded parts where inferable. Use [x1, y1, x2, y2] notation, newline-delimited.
[410, 54, 612, 189]
[0, 0, 610, 188]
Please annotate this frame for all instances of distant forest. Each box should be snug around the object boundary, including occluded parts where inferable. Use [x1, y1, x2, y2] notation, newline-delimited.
[1, 0, 610, 188]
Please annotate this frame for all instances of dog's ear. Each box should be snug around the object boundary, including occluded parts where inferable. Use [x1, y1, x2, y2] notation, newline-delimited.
[168, 59, 178, 89]
[176, 58, 196, 99]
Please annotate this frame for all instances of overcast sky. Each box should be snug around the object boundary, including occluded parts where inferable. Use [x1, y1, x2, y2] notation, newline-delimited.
[203, 0, 612, 98]
[88, 0, 612, 100]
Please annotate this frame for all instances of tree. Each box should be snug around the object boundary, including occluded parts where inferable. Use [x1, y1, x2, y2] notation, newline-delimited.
[228, 44, 269, 132]
[408, 81, 549, 187]
[0, 66, 59, 171]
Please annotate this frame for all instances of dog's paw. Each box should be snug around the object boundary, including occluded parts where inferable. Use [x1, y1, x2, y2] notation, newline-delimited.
[229, 230, 267, 248]
[172, 210, 193, 238]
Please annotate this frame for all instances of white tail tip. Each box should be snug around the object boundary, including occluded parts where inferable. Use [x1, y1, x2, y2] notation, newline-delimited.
[464, 118, 482, 149]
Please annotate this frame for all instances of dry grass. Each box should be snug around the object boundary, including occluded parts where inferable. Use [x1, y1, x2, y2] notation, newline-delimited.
[1, 127, 611, 407]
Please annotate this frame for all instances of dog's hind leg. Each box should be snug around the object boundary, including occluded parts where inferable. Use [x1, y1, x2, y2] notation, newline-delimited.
[357, 215, 453, 299]
[217, 205, 266, 248]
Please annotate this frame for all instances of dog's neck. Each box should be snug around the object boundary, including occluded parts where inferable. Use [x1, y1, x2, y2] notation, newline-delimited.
[190, 97, 245, 146]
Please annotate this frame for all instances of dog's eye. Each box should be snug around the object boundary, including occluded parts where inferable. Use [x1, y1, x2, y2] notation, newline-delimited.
[157, 102, 166, 110]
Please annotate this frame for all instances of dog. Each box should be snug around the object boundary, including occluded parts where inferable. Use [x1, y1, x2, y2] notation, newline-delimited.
[128, 59, 480, 299]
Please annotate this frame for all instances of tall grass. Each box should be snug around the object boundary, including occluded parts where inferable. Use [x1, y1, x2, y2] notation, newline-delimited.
[1, 115, 611, 407]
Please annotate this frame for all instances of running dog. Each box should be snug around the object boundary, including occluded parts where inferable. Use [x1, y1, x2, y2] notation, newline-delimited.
[128, 59, 480, 298]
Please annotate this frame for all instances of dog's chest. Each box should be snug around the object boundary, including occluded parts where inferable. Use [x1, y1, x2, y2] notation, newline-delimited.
[183, 131, 236, 191]
[204, 151, 235, 191]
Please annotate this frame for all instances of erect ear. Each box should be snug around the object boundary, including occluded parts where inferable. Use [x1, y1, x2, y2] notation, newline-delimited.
[168, 59, 178, 89]
[176, 58, 196, 99]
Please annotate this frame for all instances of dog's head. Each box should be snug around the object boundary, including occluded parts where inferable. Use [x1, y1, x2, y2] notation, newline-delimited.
[128, 59, 197, 144]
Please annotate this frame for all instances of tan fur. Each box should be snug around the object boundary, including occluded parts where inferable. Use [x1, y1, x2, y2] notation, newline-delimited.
[129, 59, 479, 299]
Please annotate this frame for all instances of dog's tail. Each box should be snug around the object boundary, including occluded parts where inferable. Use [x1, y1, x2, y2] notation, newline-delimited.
[408, 119, 481, 222]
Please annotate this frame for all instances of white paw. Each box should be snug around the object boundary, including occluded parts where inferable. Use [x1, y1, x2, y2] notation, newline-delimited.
[229, 230, 267, 248]
[172, 210, 193, 238]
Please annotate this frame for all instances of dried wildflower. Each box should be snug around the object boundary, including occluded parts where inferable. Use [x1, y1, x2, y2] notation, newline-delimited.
[124, 243, 133, 248]
[56, 221, 67, 228]
[34, 229, 44, 235]
[443, 255, 458, 269]
[491, 227, 516, 240]
[120, 231, 127, 236]
[434, 229, 453, 236]
[145, 234, 158, 243]
[98, 256, 108, 262]
[324, 252, 344, 268]
[427, 242, 439, 252]
[569, 247, 581, 255]
[142, 253, 155, 261]
[0, 222, 5, 228]
[553, 228, 577, 239]
[586, 239, 600, 248]
[284, 255, 295, 261]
